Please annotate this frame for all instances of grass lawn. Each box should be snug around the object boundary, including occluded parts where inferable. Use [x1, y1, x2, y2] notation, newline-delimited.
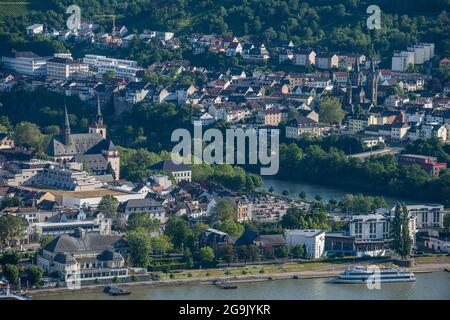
[414, 255, 450, 264]
[155, 261, 339, 280]
[152, 255, 450, 281]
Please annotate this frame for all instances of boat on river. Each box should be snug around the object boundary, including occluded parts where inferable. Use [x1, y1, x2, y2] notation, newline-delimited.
[330, 265, 416, 284]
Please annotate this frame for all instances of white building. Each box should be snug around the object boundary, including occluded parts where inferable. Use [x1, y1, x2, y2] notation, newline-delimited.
[82, 54, 142, 79]
[349, 214, 390, 241]
[407, 43, 434, 65]
[37, 230, 127, 287]
[31, 212, 112, 239]
[284, 229, 325, 259]
[405, 204, 444, 229]
[424, 237, 450, 253]
[46, 57, 89, 80]
[392, 51, 415, 71]
[26, 24, 44, 36]
[1, 51, 48, 77]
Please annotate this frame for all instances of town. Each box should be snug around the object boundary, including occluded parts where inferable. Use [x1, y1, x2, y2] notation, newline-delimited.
[0, 3, 449, 300]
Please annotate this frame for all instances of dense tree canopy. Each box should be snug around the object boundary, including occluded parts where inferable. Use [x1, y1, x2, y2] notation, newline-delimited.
[1, 0, 449, 57]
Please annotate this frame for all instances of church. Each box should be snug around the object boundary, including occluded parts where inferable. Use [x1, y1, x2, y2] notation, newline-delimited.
[46, 98, 120, 180]
[344, 58, 379, 111]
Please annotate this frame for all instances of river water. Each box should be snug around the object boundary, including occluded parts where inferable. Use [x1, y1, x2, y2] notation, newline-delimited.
[262, 177, 421, 207]
[36, 272, 450, 300]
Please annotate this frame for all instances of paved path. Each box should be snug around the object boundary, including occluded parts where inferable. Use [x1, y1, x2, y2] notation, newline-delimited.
[348, 147, 404, 159]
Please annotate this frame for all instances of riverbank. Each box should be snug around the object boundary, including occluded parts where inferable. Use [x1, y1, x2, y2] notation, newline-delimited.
[31, 260, 450, 298]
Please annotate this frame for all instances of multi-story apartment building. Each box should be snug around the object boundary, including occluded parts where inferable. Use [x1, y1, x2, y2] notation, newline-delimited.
[392, 51, 415, 71]
[31, 211, 112, 240]
[121, 198, 167, 223]
[82, 54, 142, 79]
[315, 53, 339, 69]
[257, 109, 282, 126]
[405, 205, 444, 229]
[349, 213, 417, 256]
[286, 118, 331, 139]
[1, 51, 48, 77]
[46, 57, 89, 80]
[293, 49, 316, 66]
[398, 154, 447, 177]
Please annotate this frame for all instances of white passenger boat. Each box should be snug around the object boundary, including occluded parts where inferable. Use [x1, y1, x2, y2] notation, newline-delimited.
[330, 265, 416, 284]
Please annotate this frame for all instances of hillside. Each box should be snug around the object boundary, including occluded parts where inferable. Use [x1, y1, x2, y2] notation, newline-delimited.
[0, 0, 449, 58]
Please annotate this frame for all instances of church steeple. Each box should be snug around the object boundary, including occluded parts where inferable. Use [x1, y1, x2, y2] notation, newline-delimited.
[89, 94, 106, 139]
[346, 76, 353, 106]
[96, 95, 103, 126]
[352, 59, 363, 87]
[366, 57, 379, 105]
[62, 100, 71, 145]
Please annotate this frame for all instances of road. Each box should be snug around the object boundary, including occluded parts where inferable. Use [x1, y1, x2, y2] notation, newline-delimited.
[348, 147, 404, 160]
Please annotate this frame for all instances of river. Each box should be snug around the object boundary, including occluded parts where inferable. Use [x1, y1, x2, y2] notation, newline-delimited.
[262, 177, 422, 207]
[36, 272, 450, 300]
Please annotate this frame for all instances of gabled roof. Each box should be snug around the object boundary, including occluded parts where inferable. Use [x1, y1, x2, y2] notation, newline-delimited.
[43, 232, 122, 254]
[150, 160, 191, 172]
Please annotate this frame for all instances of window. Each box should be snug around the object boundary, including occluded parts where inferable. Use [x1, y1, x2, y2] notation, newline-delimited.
[433, 212, 440, 223]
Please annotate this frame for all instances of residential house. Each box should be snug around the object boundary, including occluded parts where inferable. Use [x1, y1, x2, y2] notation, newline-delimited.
[293, 49, 316, 67]
[404, 204, 444, 229]
[286, 117, 331, 139]
[0, 133, 14, 150]
[315, 53, 339, 69]
[150, 160, 192, 183]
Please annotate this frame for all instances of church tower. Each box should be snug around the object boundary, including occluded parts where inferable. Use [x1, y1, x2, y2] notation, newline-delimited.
[62, 102, 71, 145]
[346, 76, 353, 106]
[89, 95, 107, 139]
[351, 58, 363, 87]
[366, 58, 379, 105]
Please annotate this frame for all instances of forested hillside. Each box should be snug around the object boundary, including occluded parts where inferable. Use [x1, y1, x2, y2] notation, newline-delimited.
[0, 0, 449, 57]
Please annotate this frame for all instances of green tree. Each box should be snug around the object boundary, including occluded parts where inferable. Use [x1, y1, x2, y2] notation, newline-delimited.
[211, 199, 236, 223]
[103, 70, 117, 79]
[217, 244, 236, 265]
[217, 219, 244, 237]
[444, 213, 450, 231]
[40, 235, 55, 248]
[274, 244, 289, 258]
[150, 235, 173, 255]
[400, 204, 412, 259]
[291, 244, 305, 258]
[97, 195, 119, 217]
[0, 251, 20, 267]
[26, 266, 43, 286]
[1, 196, 20, 209]
[127, 212, 160, 234]
[126, 230, 151, 267]
[164, 216, 195, 250]
[391, 203, 412, 259]
[0, 215, 25, 250]
[3, 264, 19, 286]
[198, 246, 215, 265]
[13, 122, 45, 151]
[317, 97, 345, 124]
